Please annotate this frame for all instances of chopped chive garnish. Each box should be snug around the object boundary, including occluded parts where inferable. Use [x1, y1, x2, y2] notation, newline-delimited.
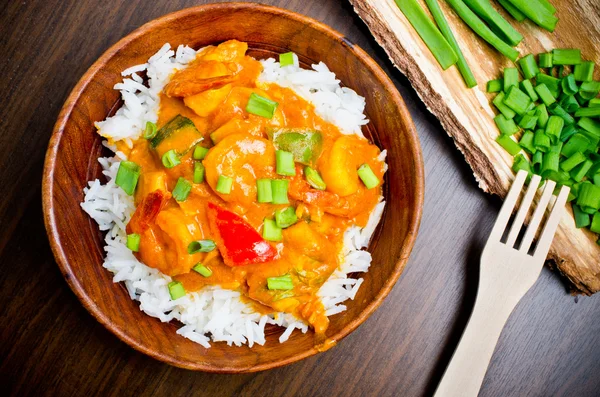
[193, 162, 205, 184]
[275, 207, 298, 229]
[172, 177, 192, 202]
[577, 183, 600, 213]
[271, 179, 289, 204]
[536, 74, 561, 97]
[560, 95, 580, 113]
[496, 135, 521, 156]
[573, 205, 591, 228]
[590, 99, 600, 108]
[519, 131, 536, 154]
[246, 93, 278, 119]
[126, 233, 141, 252]
[503, 68, 519, 92]
[541, 148, 560, 176]
[562, 134, 591, 158]
[574, 61, 595, 82]
[503, 86, 531, 115]
[192, 263, 212, 277]
[487, 79, 503, 93]
[538, 53, 553, 68]
[267, 274, 293, 290]
[560, 152, 586, 172]
[493, 92, 516, 119]
[561, 74, 579, 96]
[560, 124, 577, 143]
[143, 121, 158, 139]
[279, 52, 296, 67]
[549, 103, 575, 125]
[578, 117, 600, 136]
[187, 239, 216, 254]
[521, 79, 539, 102]
[545, 116, 564, 143]
[168, 281, 186, 300]
[518, 54, 540, 79]
[575, 107, 600, 118]
[512, 154, 532, 175]
[162, 149, 181, 169]
[535, 104, 549, 128]
[424, 0, 477, 87]
[394, 0, 458, 70]
[534, 84, 556, 106]
[518, 114, 538, 130]
[262, 218, 282, 242]
[571, 160, 593, 183]
[304, 166, 326, 190]
[590, 212, 600, 234]
[494, 114, 519, 136]
[193, 145, 209, 160]
[276, 150, 296, 176]
[552, 49, 581, 65]
[257, 178, 273, 203]
[533, 130, 551, 153]
[216, 175, 233, 194]
[357, 164, 380, 189]
[115, 161, 141, 196]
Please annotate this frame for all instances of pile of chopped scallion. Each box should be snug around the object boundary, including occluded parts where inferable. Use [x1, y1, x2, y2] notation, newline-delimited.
[488, 49, 600, 241]
[394, 0, 558, 87]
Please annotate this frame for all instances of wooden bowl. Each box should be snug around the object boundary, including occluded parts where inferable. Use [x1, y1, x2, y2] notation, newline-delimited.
[42, 3, 424, 372]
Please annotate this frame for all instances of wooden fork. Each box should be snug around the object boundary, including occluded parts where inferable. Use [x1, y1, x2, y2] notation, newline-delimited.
[434, 170, 570, 397]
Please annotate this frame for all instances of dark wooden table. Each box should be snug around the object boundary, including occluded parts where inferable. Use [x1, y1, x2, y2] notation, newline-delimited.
[1, 1, 598, 396]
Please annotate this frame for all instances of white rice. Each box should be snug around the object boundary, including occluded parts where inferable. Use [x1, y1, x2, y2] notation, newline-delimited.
[82, 44, 386, 347]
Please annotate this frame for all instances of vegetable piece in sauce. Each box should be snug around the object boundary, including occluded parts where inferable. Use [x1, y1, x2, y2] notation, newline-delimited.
[168, 281, 186, 300]
[207, 202, 278, 267]
[150, 115, 203, 158]
[270, 129, 323, 166]
[143, 121, 158, 139]
[246, 93, 278, 118]
[275, 207, 298, 228]
[192, 263, 213, 277]
[184, 83, 233, 117]
[187, 239, 216, 254]
[275, 150, 296, 176]
[267, 274, 294, 290]
[216, 175, 233, 194]
[193, 162, 205, 184]
[115, 161, 141, 195]
[162, 150, 181, 169]
[357, 164, 380, 189]
[304, 166, 326, 190]
[172, 177, 192, 202]
[257, 179, 273, 203]
[272, 179, 290, 204]
[193, 145, 209, 160]
[263, 219, 283, 241]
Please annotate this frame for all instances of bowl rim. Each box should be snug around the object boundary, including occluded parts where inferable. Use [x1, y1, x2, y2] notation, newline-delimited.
[42, 2, 424, 372]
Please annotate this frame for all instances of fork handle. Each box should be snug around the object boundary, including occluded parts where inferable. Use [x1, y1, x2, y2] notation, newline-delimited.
[433, 293, 520, 397]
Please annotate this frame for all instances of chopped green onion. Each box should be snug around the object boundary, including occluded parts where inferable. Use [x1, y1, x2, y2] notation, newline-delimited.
[357, 164, 380, 189]
[595, 174, 600, 186]
[246, 93, 278, 119]
[579, 81, 600, 101]
[503, 86, 531, 115]
[541, 147, 560, 176]
[532, 151, 543, 173]
[545, 115, 564, 143]
[187, 239, 216, 254]
[552, 49, 581, 65]
[548, 103, 575, 125]
[561, 74, 579, 96]
[143, 121, 158, 139]
[493, 92, 516, 119]
[462, 0, 523, 46]
[573, 205, 591, 228]
[574, 61, 595, 82]
[575, 107, 600, 118]
[535, 104, 549, 128]
[520, 79, 539, 102]
[517, 114, 538, 130]
[172, 177, 192, 201]
[304, 166, 326, 190]
[590, 99, 600, 108]
[559, 124, 577, 142]
[536, 74, 561, 97]
[562, 133, 591, 157]
[276, 150, 296, 176]
[444, 0, 519, 61]
[126, 233, 141, 252]
[560, 95, 580, 113]
[503, 68, 520, 91]
[257, 178, 273, 203]
[497, 0, 526, 21]
[512, 154, 531, 175]
[580, 129, 600, 150]
[578, 117, 600, 136]
[496, 134, 521, 155]
[502, 0, 557, 32]
[115, 161, 141, 196]
[424, 0, 477, 87]
[494, 114, 519, 136]
[534, 84, 556, 106]
[193, 145, 209, 160]
[192, 263, 212, 277]
[393, 0, 458, 70]
[267, 274, 293, 290]
[591, 212, 600, 234]
[519, 131, 536, 154]
[162, 149, 181, 169]
[262, 218, 282, 242]
[518, 54, 540, 79]
[194, 162, 205, 184]
[571, 160, 593, 182]
[487, 79, 503, 93]
[279, 52, 296, 67]
[216, 175, 233, 194]
[560, 152, 586, 172]
[576, 183, 600, 213]
[275, 207, 298, 228]
[538, 53, 553, 68]
[168, 281, 186, 300]
[533, 130, 551, 152]
[271, 179, 289, 204]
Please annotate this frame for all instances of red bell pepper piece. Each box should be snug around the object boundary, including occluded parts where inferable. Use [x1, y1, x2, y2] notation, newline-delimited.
[207, 202, 278, 267]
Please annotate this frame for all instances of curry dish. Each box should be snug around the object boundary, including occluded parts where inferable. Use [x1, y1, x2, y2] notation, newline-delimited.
[111, 40, 385, 336]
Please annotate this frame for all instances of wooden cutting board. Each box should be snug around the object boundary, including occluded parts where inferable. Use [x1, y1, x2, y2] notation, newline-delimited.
[349, 0, 600, 294]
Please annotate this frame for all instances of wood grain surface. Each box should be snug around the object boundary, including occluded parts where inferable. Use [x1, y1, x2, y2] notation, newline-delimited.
[1, 0, 599, 396]
[349, 0, 600, 295]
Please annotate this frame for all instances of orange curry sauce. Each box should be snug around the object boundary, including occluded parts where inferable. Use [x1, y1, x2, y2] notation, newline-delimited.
[114, 40, 385, 335]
